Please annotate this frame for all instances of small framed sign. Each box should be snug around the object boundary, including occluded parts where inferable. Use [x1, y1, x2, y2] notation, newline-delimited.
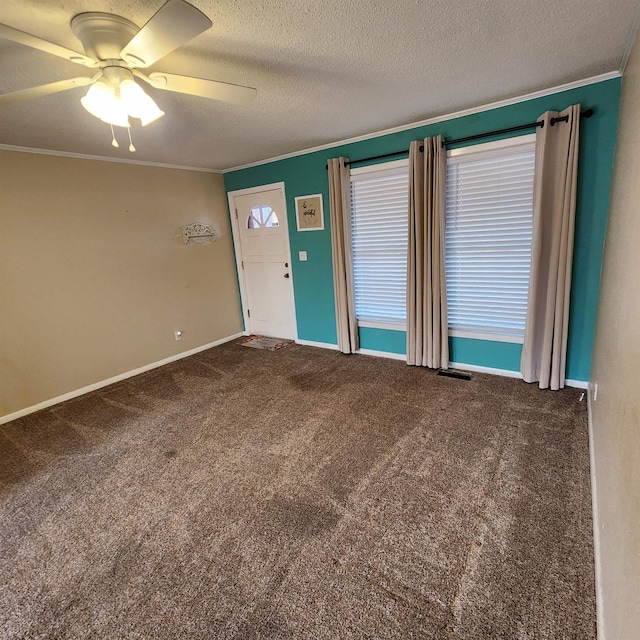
[295, 194, 324, 232]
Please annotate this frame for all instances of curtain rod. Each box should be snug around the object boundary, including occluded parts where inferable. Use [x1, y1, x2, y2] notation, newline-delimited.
[324, 109, 593, 169]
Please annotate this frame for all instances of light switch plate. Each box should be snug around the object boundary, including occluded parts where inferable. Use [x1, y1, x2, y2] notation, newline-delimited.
[299, 251, 308, 261]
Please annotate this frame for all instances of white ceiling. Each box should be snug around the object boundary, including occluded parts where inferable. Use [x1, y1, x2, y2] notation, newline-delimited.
[0, 0, 638, 171]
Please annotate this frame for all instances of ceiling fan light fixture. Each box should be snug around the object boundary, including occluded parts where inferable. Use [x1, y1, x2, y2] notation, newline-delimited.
[119, 78, 165, 126]
[139, 104, 165, 126]
[81, 80, 129, 127]
[0, 1, 257, 152]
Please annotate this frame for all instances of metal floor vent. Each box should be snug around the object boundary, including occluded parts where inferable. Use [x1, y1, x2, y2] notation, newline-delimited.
[437, 369, 472, 381]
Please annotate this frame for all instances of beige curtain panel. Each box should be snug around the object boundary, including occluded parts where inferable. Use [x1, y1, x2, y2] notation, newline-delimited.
[328, 157, 359, 354]
[406, 136, 449, 369]
[521, 105, 581, 390]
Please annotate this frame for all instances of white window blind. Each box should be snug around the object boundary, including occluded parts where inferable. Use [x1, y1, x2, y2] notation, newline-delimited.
[445, 137, 535, 339]
[350, 162, 408, 325]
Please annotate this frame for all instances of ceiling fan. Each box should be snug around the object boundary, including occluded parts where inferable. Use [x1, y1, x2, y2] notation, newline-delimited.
[0, 0, 257, 151]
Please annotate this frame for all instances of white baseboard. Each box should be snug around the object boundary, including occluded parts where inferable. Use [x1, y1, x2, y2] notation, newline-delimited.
[0, 332, 244, 426]
[587, 390, 606, 640]
[295, 339, 340, 350]
[290, 344, 590, 389]
[449, 361, 589, 389]
[357, 348, 406, 361]
[449, 361, 522, 379]
[565, 378, 590, 389]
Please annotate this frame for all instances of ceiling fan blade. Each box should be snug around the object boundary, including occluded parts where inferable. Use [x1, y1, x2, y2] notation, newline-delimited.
[145, 72, 257, 105]
[0, 77, 94, 107]
[0, 23, 96, 67]
[120, 0, 212, 68]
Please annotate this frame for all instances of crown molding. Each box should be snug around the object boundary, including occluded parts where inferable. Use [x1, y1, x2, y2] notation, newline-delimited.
[0, 144, 222, 173]
[619, 1, 640, 74]
[223, 71, 621, 173]
[0, 71, 622, 174]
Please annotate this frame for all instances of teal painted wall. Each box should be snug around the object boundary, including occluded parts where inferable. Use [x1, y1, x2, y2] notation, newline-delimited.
[224, 78, 621, 381]
[449, 338, 522, 372]
[359, 327, 406, 354]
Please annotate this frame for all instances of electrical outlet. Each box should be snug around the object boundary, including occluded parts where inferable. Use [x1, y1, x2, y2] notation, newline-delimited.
[174, 331, 183, 341]
[299, 251, 308, 261]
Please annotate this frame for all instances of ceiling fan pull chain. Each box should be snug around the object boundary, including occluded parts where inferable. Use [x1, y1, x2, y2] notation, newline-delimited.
[110, 124, 119, 148]
[127, 127, 136, 153]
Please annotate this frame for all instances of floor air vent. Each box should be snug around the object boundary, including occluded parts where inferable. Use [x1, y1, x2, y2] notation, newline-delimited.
[437, 369, 472, 381]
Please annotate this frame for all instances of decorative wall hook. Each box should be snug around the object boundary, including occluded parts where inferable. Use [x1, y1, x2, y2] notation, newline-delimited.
[182, 223, 218, 245]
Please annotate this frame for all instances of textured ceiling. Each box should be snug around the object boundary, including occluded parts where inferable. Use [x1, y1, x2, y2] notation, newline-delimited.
[0, 0, 638, 171]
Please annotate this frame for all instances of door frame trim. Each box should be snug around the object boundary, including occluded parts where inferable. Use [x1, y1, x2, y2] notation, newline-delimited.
[227, 182, 298, 340]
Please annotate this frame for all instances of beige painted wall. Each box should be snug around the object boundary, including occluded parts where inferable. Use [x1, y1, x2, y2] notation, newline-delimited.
[590, 30, 640, 640]
[0, 151, 242, 418]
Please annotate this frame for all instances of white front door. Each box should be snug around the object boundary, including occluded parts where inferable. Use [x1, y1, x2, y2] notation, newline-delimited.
[231, 186, 297, 340]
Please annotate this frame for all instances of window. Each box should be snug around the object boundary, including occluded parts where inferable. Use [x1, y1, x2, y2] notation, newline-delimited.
[350, 160, 408, 327]
[247, 205, 279, 229]
[445, 135, 536, 341]
[347, 136, 535, 338]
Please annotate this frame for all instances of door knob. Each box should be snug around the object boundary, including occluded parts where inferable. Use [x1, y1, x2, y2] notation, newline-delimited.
[284, 273, 290, 278]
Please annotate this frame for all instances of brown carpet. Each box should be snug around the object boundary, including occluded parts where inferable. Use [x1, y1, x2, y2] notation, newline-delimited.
[0, 340, 596, 639]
